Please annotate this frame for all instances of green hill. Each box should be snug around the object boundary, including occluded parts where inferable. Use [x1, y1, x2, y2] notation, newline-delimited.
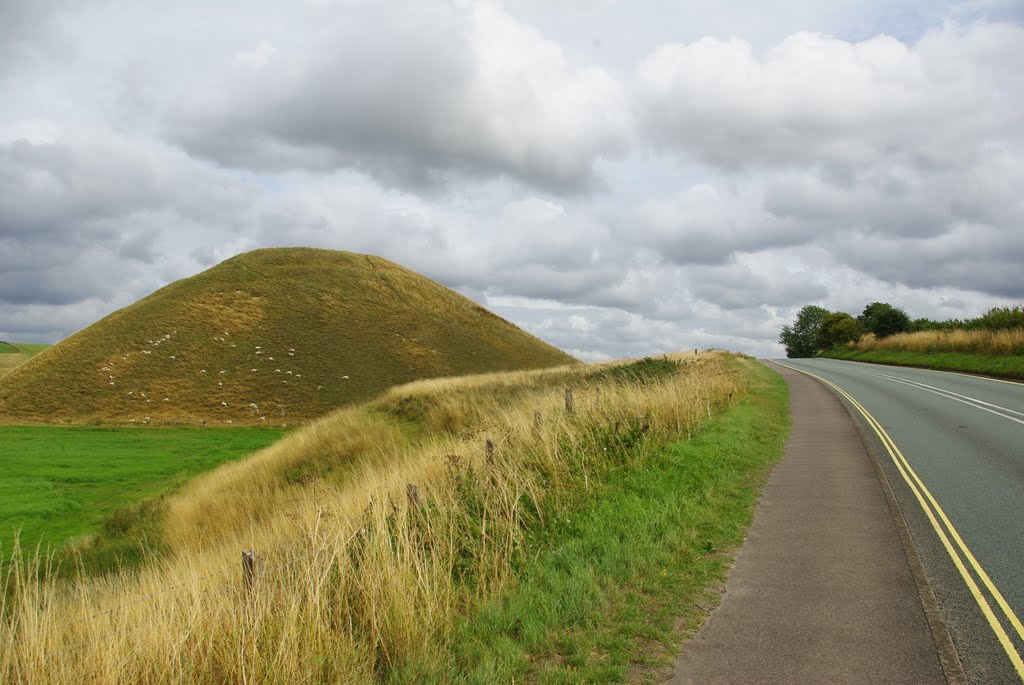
[0, 248, 576, 425]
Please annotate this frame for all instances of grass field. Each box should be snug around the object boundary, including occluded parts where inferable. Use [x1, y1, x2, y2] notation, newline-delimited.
[0, 352, 790, 683]
[0, 343, 50, 379]
[0, 426, 286, 559]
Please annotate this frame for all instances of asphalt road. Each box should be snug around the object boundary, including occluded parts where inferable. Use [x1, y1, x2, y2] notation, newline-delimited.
[775, 358, 1024, 684]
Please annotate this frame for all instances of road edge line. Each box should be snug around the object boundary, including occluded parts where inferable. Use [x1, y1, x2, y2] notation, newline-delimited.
[765, 361, 967, 685]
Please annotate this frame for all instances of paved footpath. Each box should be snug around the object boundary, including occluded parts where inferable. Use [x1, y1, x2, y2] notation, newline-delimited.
[667, 363, 956, 684]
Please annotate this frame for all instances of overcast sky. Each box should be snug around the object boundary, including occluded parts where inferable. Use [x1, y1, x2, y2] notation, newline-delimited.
[2, 0, 1022, 360]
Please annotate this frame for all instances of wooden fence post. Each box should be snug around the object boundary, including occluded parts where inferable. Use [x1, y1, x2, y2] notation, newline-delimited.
[533, 409, 542, 436]
[564, 388, 574, 414]
[406, 482, 420, 509]
[485, 438, 495, 465]
[242, 549, 263, 590]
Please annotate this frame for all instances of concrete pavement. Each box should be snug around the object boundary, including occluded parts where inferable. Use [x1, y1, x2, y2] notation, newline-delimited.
[667, 363, 955, 684]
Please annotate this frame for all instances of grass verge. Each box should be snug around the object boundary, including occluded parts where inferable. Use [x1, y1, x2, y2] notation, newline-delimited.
[396, 360, 789, 684]
[822, 348, 1024, 380]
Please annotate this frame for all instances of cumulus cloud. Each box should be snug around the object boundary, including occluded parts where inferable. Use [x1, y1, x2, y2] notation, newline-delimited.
[165, 1, 629, 192]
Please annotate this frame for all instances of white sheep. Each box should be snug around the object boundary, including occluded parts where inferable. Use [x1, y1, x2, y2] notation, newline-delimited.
[288, 352, 294, 357]
[170, 355, 176, 360]
[251, 368, 258, 373]
[163, 397, 170, 402]
[268, 356, 274, 361]
[219, 370, 227, 374]
[342, 375, 349, 380]
[221, 401, 228, 406]
[200, 369, 207, 374]
[258, 416, 266, 422]
[218, 381, 223, 387]
[286, 370, 292, 375]
[255, 350, 263, 356]
[295, 374, 301, 378]
[275, 369, 281, 373]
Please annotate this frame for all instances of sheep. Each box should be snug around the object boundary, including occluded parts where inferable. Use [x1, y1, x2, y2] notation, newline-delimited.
[109, 381, 115, 386]
[127, 391, 133, 396]
[200, 369, 207, 374]
[342, 375, 349, 380]
[230, 344, 236, 348]
[221, 402, 228, 407]
[258, 416, 266, 422]
[286, 371, 292, 375]
[255, 350, 263, 356]
[268, 356, 274, 361]
[219, 370, 227, 374]
[288, 352, 294, 357]
[251, 368, 258, 373]
[295, 374, 301, 378]
[163, 397, 170, 402]
[170, 355, 176, 360]
[275, 369, 281, 373]
[282, 380, 288, 384]
[218, 382, 223, 387]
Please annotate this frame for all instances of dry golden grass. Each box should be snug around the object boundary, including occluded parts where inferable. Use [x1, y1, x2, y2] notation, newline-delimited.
[1, 352, 742, 683]
[851, 328, 1024, 355]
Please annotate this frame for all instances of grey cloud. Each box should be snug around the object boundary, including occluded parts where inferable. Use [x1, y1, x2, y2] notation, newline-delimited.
[0, 127, 250, 306]
[165, 1, 628, 192]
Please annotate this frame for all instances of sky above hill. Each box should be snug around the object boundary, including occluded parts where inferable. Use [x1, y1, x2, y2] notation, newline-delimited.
[2, 0, 1022, 360]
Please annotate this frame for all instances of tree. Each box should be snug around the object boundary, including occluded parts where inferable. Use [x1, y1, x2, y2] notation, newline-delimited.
[858, 302, 911, 338]
[816, 312, 863, 350]
[780, 305, 830, 358]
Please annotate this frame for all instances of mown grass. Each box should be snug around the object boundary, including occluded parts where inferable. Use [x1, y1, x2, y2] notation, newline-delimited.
[0, 426, 286, 563]
[0, 352, 781, 683]
[824, 349, 1024, 380]
[0, 248, 574, 425]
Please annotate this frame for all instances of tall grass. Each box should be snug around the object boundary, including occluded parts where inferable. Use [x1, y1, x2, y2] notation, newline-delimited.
[0, 352, 743, 683]
[850, 328, 1024, 355]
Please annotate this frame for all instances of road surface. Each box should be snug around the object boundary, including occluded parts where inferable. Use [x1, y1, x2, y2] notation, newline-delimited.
[775, 358, 1024, 684]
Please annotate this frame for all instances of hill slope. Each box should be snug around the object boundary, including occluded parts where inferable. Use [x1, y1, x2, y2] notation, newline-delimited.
[0, 248, 575, 425]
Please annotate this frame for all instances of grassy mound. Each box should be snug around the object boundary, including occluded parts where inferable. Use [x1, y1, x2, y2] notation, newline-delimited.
[0, 248, 574, 425]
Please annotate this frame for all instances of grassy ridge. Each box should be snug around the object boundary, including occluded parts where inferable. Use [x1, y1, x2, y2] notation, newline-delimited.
[823, 349, 1024, 380]
[0, 352, 777, 683]
[0, 426, 286, 560]
[0, 248, 575, 425]
[411, 360, 788, 683]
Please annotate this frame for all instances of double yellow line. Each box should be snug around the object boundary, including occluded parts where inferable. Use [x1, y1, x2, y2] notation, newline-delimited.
[775, 362, 1024, 680]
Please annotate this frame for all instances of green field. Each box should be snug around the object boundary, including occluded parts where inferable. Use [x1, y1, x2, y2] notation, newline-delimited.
[0, 425, 285, 557]
[0, 342, 50, 378]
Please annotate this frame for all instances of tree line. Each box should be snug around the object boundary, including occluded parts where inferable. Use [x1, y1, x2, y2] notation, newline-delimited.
[779, 303, 1024, 358]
